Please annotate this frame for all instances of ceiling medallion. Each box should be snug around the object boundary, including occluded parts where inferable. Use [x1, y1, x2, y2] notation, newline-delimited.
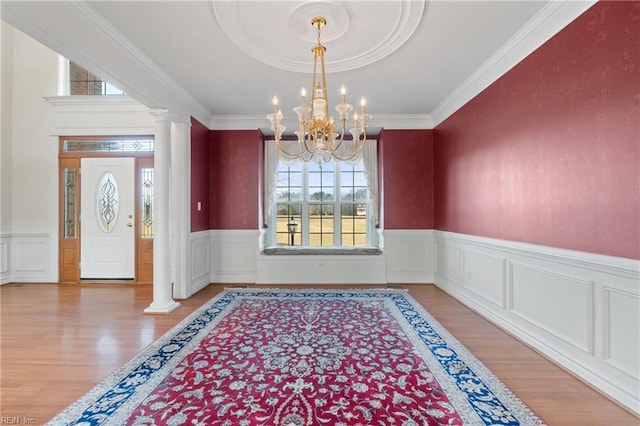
[211, 0, 426, 73]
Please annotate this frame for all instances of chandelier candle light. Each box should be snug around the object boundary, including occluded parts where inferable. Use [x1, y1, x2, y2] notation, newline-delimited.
[267, 17, 372, 163]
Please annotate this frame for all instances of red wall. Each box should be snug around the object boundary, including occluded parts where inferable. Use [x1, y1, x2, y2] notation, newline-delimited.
[434, 1, 640, 260]
[190, 117, 210, 232]
[209, 130, 262, 229]
[381, 129, 434, 229]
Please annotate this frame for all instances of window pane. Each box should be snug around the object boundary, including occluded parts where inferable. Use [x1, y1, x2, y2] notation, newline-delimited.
[343, 171, 366, 187]
[308, 161, 335, 201]
[308, 171, 335, 188]
[308, 188, 333, 201]
[308, 161, 334, 173]
[276, 170, 302, 186]
[341, 188, 368, 201]
[353, 187, 368, 201]
[276, 187, 302, 201]
[69, 61, 125, 95]
[309, 204, 334, 247]
[275, 204, 301, 246]
[276, 167, 303, 202]
[105, 82, 125, 95]
[341, 203, 367, 246]
[342, 233, 368, 246]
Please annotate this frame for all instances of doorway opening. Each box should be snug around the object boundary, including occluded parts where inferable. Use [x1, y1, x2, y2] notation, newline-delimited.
[58, 136, 154, 283]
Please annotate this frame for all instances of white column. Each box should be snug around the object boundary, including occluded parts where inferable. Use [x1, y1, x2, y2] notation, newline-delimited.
[145, 109, 181, 314]
[170, 121, 190, 298]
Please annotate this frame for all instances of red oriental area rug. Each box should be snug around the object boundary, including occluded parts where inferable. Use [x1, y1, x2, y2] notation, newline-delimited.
[47, 289, 545, 425]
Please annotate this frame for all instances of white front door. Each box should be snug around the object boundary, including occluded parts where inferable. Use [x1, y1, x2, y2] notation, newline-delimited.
[80, 157, 135, 279]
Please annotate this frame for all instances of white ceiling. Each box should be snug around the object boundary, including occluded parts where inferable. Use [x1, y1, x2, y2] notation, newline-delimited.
[1, 0, 595, 131]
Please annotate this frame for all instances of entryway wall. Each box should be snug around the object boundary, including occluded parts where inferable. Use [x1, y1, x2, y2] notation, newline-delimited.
[0, 95, 157, 285]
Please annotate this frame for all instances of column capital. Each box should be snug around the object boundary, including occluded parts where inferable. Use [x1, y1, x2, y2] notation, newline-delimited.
[148, 108, 173, 123]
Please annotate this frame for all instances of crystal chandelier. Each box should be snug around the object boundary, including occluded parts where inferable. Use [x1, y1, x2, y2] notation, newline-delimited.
[267, 17, 372, 163]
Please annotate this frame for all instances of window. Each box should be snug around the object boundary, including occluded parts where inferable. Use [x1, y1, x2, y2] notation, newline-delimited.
[69, 62, 125, 95]
[62, 138, 154, 153]
[265, 140, 379, 249]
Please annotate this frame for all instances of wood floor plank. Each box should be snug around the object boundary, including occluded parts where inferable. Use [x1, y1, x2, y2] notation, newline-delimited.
[1, 283, 637, 425]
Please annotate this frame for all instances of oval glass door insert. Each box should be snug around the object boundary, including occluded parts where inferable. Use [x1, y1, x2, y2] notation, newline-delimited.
[97, 172, 119, 232]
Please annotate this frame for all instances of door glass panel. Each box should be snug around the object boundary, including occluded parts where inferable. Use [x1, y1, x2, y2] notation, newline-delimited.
[141, 167, 154, 239]
[97, 172, 119, 232]
[63, 168, 77, 239]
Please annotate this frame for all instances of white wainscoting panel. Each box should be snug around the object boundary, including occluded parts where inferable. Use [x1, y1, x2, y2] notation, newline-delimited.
[604, 286, 640, 379]
[209, 230, 429, 285]
[257, 253, 387, 284]
[1, 233, 55, 283]
[509, 262, 593, 354]
[433, 230, 640, 415]
[188, 231, 211, 297]
[384, 230, 433, 283]
[1, 237, 10, 283]
[464, 249, 505, 308]
[434, 240, 463, 286]
[210, 230, 258, 283]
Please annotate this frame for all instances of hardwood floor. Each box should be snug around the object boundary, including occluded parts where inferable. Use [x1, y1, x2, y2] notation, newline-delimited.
[1, 283, 637, 425]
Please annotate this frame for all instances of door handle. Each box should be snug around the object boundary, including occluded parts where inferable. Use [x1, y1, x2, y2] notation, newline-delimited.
[127, 223, 133, 227]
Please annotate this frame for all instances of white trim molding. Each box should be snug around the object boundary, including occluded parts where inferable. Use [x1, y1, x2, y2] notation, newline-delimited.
[45, 95, 155, 135]
[1, 233, 56, 284]
[433, 230, 640, 415]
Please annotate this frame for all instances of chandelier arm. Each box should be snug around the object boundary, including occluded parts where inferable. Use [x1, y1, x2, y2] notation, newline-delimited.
[327, 122, 347, 153]
[330, 135, 368, 162]
[275, 138, 307, 159]
[303, 131, 317, 154]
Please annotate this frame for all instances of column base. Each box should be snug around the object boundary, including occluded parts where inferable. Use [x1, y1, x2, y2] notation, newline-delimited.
[144, 301, 182, 315]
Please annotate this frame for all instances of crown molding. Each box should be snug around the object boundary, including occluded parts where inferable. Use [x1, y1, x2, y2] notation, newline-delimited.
[209, 115, 266, 131]
[373, 114, 434, 130]
[209, 114, 433, 131]
[431, 0, 597, 127]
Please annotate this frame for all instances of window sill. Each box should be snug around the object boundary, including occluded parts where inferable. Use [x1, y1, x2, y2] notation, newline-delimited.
[262, 246, 383, 256]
